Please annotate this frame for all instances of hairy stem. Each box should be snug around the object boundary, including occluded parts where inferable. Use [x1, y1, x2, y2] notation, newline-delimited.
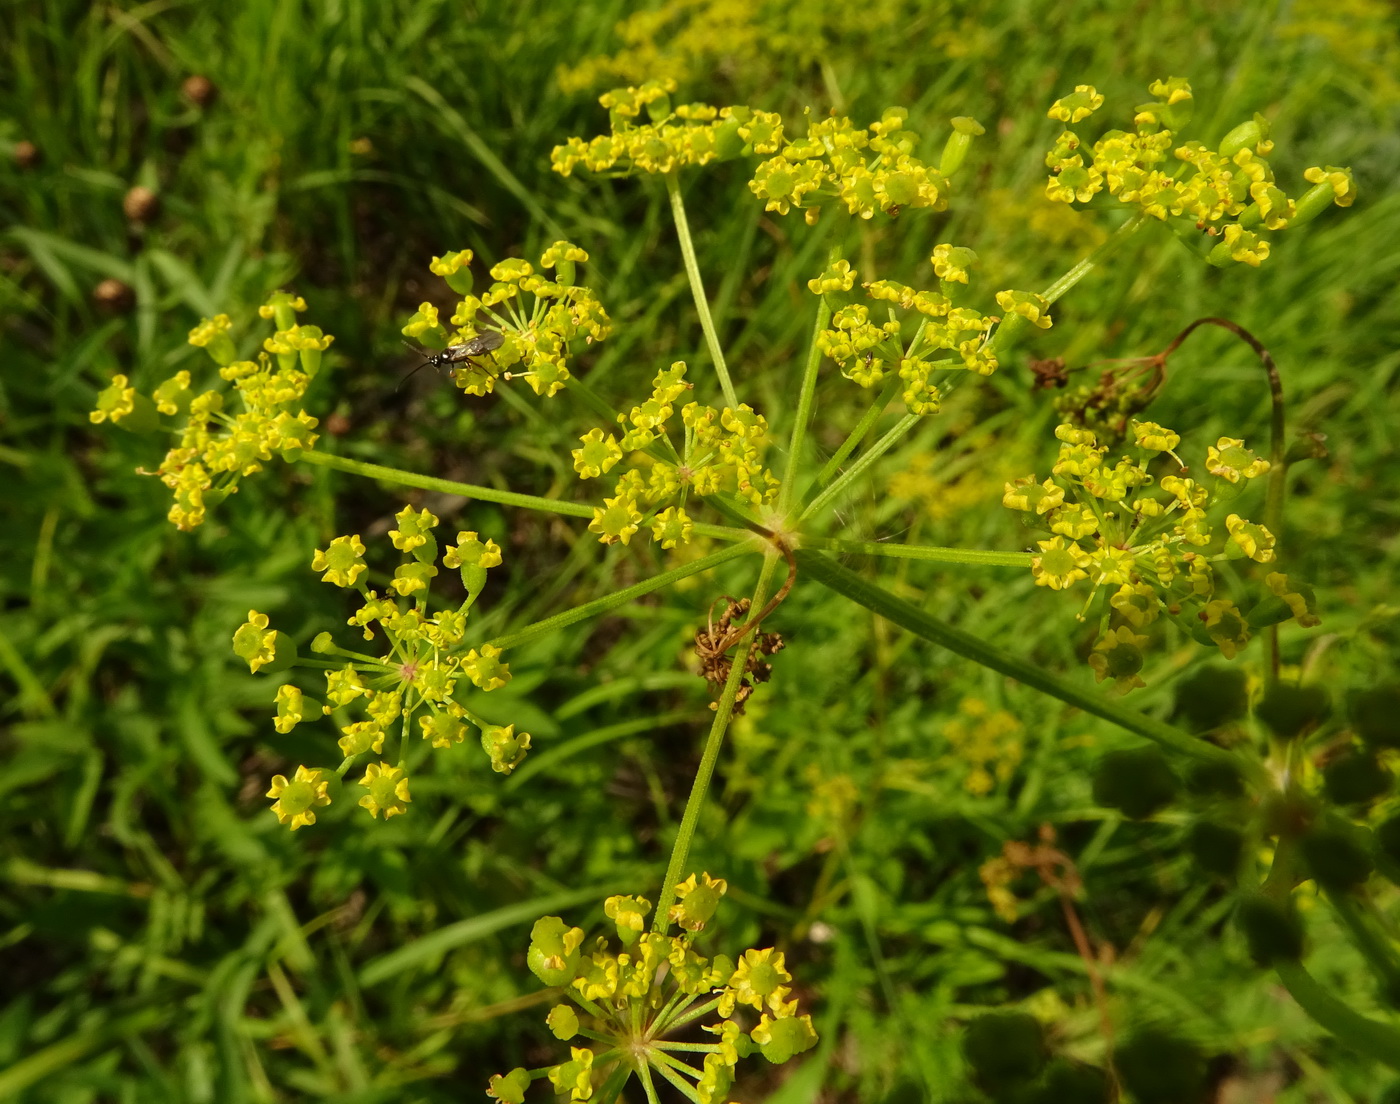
[666, 172, 739, 410]
[651, 552, 782, 931]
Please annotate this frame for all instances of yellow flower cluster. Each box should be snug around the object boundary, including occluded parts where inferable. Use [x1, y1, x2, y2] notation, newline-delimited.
[1043, 79, 1355, 268]
[238, 506, 529, 830]
[942, 698, 1025, 795]
[92, 291, 327, 530]
[490, 875, 816, 1102]
[574, 361, 780, 546]
[1005, 421, 1316, 689]
[403, 243, 610, 399]
[555, 0, 913, 94]
[812, 253, 1051, 414]
[553, 81, 981, 225]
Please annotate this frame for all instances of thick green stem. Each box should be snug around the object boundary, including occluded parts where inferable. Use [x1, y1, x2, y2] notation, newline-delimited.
[815, 372, 903, 489]
[666, 172, 739, 410]
[651, 552, 781, 932]
[486, 543, 755, 651]
[295, 450, 748, 542]
[797, 534, 1032, 568]
[1325, 890, 1400, 997]
[800, 413, 918, 522]
[1274, 958, 1400, 1071]
[798, 549, 1257, 775]
[779, 266, 836, 515]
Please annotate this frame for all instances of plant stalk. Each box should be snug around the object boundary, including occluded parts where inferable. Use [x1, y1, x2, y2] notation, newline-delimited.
[651, 551, 781, 931]
[666, 172, 739, 410]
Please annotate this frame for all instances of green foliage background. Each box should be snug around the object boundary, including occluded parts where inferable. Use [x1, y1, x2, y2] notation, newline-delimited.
[2, 0, 1398, 1099]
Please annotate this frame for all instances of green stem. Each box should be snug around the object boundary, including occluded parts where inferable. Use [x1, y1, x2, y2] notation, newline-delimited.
[1325, 890, 1400, 997]
[635, 1059, 668, 1104]
[486, 543, 755, 651]
[797, 534, 1032, 568]
[647, 1055, 702, 1103]
[797, 549, 1258, 775]
[666, 171, 739, 410]
[800, 413, 919, 522]
[780, 266, 836, 515]
[1274, 958, 1400, 1071]
[295, 450, 748, 542]
[1038, 211, 1149, 310]
[815, 372, 903, 489]
[651, 552, 781, 932]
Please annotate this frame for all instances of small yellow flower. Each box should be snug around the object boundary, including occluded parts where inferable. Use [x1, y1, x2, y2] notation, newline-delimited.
[1087, 626, 1149, 693]
[443, 530, 503, 570]
[1207, 437, 1270, 483]
[1048, 84, 1105, 123]
[1131, 420, 1180, 453]
[1226, 513, 1276, 562]
[1032, 537, 1091, 590]
[90, 374, 136, 424]
[668, 872, 728, 933]
[267, 765, 332, 830]
[571, 428, 623, 478]
[232, 610, 277, 672]
[358, 761, 411, 819]
[312, 535, 368, 587]
[273, 684, 308, 733]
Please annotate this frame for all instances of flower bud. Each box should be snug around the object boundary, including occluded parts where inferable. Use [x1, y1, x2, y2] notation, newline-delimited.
[1026, 1060, 1111, 1104]
[526, 916, 583, 987]
[1323, 749, 1392, 807]
[1237, 893, 1303, 965]
[939, 116, 984, 177]
[1187, 821, 1244, 879]
[1255, 682, 1330, 740]
[1299, 819, 1374, 892]
[1351, 685, 1400, 750]
[961, 1012, 1046, 1092]
[1092, 746, 1179, 819]
[1115, 1028, 1206, 1104]
[1172, 664, 1248, 733]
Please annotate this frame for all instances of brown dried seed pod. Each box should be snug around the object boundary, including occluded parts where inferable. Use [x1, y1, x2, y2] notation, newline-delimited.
[123, 185, 160, 223]
[93, 278, 135, 313]
[14, 140, 41, 169]
[181, 75, 218, 108]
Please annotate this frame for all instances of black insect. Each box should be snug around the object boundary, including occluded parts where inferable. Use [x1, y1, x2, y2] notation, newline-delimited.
[400, 329, 504, 387]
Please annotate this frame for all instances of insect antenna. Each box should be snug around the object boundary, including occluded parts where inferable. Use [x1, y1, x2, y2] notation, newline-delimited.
[396, 340, 437, 392]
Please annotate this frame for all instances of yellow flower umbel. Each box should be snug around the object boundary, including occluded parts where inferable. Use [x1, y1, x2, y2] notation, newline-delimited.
[1042, 78, 1354, 268]
[91, 292, 328, 531]
[488, 877, 817, 1102]
[573, 361, 780, 547]
[553, 82, 982, 226]
[403, 242, 611, 399]
[251, 506, 530, 830]
[813, 250, 1053, 413]
[1005, 419, 1311, 689]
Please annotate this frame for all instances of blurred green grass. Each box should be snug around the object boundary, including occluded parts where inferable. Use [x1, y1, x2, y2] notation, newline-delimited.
[2, 0, 1399, 1099]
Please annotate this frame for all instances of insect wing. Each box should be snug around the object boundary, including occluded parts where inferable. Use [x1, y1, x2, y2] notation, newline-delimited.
[467, 329, 504, 355]
[443, 329, 504, 363]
